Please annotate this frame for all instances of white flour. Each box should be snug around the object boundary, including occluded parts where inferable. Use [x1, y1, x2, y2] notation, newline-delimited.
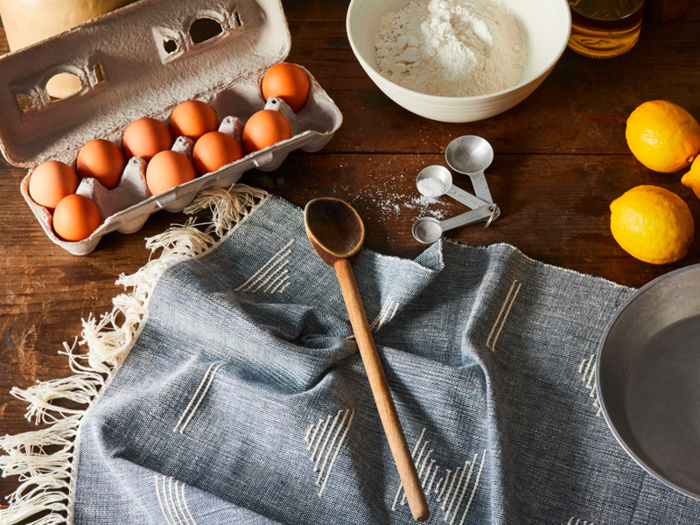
[375, 0, 528, 97]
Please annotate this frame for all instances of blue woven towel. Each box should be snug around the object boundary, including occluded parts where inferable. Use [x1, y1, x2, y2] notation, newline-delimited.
[64, 195, 700, 524]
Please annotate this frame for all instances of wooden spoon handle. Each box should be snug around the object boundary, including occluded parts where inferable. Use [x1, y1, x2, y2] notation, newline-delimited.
[334, 258, 430, 522]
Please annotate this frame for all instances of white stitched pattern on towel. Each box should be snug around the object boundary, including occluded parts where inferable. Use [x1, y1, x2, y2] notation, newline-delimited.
[448, 456, 476, 524]
[315, 410, 344, 472]
[173, 362, 225, 434]
[304, 423, 315, 442]
[578, 355, 603, 417]
[180, 482, 198, 525]
[235, 239, 294, 293]
[389, 427, 487, 521]
[444, 460, 470, 521]
[350, 296, 401, 341]
[316, 410, 351, 483]
[303, 408, 355, 497]
[423, 459, 436, 488]
[439, 470, 452, 501]
[426, 465, 439, 494]
[167, 477, 187, 525]
[318, 409, 354, 497]
[442, 466, 461, 511]
[418, 453, 435, 488]
[434, 476, 444, 498]
[487, 279, 522, 351]
[310, 414, 332, 463]
[155, 475, 176, 525]
[307, 418, 324, 450]
[566, 518, 595, 525]
[155, 475, 198, 525]
[372, 296, 400, 333]
[173, 479, 196, 525]
[458, 450, 486, 525]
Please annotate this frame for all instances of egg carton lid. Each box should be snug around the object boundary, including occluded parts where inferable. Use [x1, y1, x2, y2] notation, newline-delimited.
[0, 0, 291, 168]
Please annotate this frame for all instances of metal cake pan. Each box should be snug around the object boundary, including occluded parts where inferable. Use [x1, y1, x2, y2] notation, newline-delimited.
[597, 264, 700, 500]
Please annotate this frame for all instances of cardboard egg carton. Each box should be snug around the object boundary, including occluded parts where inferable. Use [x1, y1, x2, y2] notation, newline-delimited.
[0, 0, 343, 255]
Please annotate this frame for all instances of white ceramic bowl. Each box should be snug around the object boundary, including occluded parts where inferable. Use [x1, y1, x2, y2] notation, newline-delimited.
[346, 0, 572, 123]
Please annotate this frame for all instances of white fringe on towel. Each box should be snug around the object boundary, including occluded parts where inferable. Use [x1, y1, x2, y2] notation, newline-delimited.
[0, 185, 270, 525]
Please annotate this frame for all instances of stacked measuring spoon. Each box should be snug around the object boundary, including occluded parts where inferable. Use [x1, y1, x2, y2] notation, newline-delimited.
[412, 135, 501, 245]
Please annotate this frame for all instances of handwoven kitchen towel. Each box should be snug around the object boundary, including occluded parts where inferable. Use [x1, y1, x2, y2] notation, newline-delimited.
[3, 187, 700, 525]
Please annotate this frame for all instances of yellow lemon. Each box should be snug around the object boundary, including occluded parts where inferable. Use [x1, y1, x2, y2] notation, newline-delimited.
[626, 100, 700, 173]
[610, 185, 694, 264]
[681, 156, 700, 200]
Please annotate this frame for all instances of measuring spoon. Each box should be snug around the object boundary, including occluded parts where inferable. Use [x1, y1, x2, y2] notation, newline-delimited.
[445, 136, 494, 204]
[416, 165, 489, 210]
[412, 204, 500, 245]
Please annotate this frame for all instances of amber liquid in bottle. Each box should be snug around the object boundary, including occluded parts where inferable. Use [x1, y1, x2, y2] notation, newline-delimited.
[569, 0, 645, 58]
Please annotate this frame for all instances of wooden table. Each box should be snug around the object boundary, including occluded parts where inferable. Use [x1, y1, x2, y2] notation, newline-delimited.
[1, 0, 700, 502]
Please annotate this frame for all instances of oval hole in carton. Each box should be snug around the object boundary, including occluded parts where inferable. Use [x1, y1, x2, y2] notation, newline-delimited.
[190, 18, 223, 44]
[93, 62, 105, 83]
[46, 72, 82, 100]
[163, 39, 178, 54]
[233, 9, 243, 28]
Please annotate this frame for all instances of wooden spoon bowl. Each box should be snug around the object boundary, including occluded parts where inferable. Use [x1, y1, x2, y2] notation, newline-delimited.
[305, 197, 365, 265]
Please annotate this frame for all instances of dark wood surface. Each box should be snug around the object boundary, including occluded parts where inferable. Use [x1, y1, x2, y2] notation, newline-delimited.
[2, 0, 700, 500]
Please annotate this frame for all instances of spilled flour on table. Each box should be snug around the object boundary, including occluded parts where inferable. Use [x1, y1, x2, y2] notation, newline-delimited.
[353, 188, 449, 221]
[375, 0, 528, 97]
[332, 173, 449, 221]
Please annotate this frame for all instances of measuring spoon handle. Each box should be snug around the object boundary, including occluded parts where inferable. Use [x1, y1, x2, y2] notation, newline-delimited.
[446, 185, 489, 210]
[440, 206, 495, 233]
[468, 171, 493, 204]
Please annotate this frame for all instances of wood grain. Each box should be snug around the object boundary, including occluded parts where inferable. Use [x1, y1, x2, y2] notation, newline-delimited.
[244, 152, 700, 284]
[287, 19, 700, 155]
[1, 0, 700, 511]
[306, 198, 428, 520]
[335, 258, 429, 522]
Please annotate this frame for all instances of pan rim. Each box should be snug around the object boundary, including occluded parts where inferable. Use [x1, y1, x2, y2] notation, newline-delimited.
[596, 263, 700, 502]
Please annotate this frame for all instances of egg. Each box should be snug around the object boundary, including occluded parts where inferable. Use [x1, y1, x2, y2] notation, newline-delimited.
[192, 132, 244, 175]
[53, 194, 102, 242]
[146, 150, 196, 195]
[169, 100, 219, 141]
[242, 110, 292, 154]
[28, 160, 79, 210]
[76, 139, 125, 190]
[122, 118, 173, 162]
[262, 63, 310, 112]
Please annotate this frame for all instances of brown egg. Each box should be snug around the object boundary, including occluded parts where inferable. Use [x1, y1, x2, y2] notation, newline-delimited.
[192, 132, 244, 175]
[169, 100, 219, 141]
[29, 160, 79, 210]
[262, 63, 310, 112]
[76, 139, 125, 190]
[242, 110, 292, 154]
[146, 150, 196, 195]
[53, 194, 102, 242]
[122, 118, 173, 162]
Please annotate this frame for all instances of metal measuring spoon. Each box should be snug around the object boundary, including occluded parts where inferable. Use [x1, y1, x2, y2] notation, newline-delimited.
[445, 136, 494, 204]
[412, 204, 500, 245]
[416, 166, 490, 210]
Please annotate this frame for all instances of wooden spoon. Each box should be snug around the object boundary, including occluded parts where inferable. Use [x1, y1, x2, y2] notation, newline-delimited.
[304, 197, 430, 522]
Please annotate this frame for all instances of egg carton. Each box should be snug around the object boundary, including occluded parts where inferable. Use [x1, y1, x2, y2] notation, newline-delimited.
[0, 0, 343, 255]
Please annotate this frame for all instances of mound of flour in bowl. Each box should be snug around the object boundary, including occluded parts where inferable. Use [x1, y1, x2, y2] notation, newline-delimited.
[375, 0, 528, 97]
